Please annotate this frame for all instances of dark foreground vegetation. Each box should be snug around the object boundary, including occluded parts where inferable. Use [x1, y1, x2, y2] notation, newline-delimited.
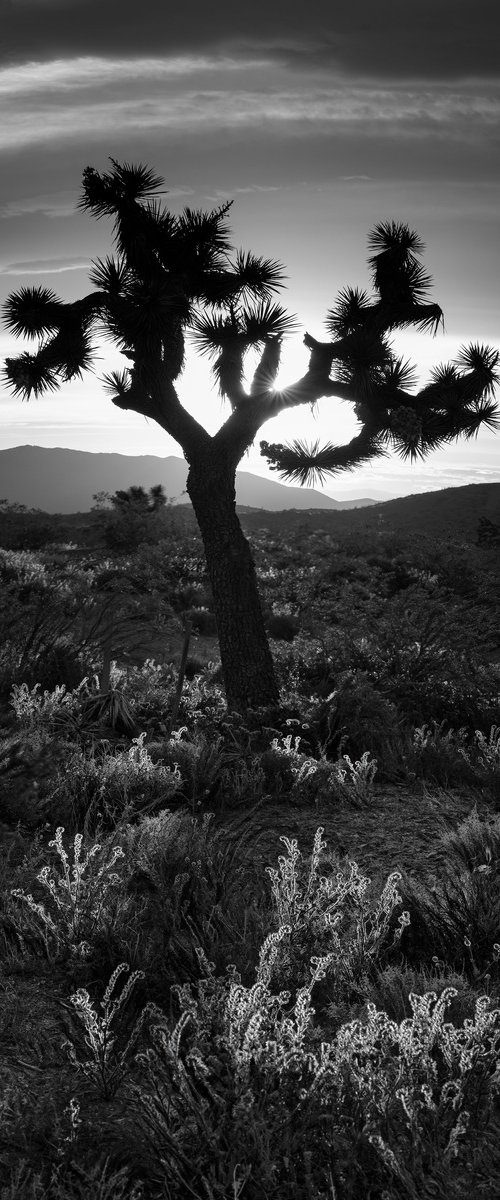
[1, 501, 500, 1199]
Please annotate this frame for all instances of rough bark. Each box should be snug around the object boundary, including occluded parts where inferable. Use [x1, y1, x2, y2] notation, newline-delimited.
[186, 452, 280, 713]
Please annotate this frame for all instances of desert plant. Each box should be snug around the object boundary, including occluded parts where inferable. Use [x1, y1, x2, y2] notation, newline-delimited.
[398, 812, 500, 980]
[264, 827, 409, 1000]
[9, 679, 91, 743]
[10, 826, 125, 957]
[46, 735, 183, 830]
[63, 962, 155, 1099]
[411, 721, 476, 787]
[6, 163, 499, 713]
[128, 926, 500, 1199]
[265, 733, 377, 806]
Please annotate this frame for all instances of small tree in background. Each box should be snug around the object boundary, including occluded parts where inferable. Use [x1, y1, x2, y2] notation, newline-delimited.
[92, 483, 169, 552]
[110, 483, 168, 515]
[3, 160, 499, 712]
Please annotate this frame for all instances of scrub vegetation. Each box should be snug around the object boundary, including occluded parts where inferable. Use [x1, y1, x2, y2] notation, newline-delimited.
[1, 499, 500, 1199]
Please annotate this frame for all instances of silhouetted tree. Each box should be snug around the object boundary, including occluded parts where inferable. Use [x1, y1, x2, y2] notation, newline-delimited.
[95, 483, 169, 551]
[111, 483, 167, 514]
[3, 161, 499, 712]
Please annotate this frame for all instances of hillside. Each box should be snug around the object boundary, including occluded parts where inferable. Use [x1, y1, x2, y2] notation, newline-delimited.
[0, 446, 376, 513]
[234, 481, 500, 545]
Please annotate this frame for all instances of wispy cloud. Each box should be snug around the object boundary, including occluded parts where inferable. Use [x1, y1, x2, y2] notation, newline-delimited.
[0, 53, 270, 96]
[0, 183, 195, 220]
[1, 56, 498, 153]
[2, 0, 499, 83]
[0, 192, 78, 219]
[0, 256, 91, 274]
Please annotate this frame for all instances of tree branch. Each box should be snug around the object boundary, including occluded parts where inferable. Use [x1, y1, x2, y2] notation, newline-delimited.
[260, 427, 387, 486]
[107, 359, 212, 461]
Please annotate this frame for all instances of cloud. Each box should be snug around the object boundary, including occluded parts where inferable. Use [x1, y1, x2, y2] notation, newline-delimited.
[0, 53, 269, 96]
[2, 0, 499, 82]
[0, 192, 79, 219]
[0, 183, 195, 220]
[0, 256, 91, 274]
[1, 56, 498, 153]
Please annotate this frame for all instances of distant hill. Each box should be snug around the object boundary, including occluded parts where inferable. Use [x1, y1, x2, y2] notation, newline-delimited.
[237, 481, 500, 544]
[338, 482, 500, 542]
[0, 446, 376, 513]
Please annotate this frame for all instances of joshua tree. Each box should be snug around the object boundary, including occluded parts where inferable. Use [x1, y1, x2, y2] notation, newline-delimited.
[110, 483, 167, 514]
[3, 161, 499, 712]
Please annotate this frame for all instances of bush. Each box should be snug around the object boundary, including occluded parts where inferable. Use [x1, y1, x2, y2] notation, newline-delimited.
[183, 607, 218, 636]
[317, 671, 403, 773]
[267, 611, 300, 641]
[10, 825, 125, 959]
[42, 735, 183, 831]
[398, 811, 500, 979]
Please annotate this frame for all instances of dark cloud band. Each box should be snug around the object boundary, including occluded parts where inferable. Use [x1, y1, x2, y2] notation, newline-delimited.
[2, 0, 499, 80]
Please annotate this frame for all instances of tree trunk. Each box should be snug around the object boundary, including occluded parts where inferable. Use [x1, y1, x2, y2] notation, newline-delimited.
[186, 455, 280, 713]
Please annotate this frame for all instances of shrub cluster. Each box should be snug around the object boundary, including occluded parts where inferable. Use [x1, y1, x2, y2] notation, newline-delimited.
[1, 518, 500, 1196]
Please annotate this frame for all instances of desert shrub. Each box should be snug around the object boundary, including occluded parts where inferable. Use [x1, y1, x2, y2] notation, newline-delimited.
[108, 659, 176, 734]
[458, 725, 500, 799]
[177, 674, 227, 733]
[316, 671, 403, 774]
[92, 811, 269, 998]
[410, 722, 478, 787]
[267, 611, 300, 641]
[398, 811, 500, 980]
[361, 961, 484, 1030]
[260, 733, 377, 806]
[0, 1157, 143, 1200]
[9, 825, 125, 959]
[0, 729, 69, 829]
[0, 548, 145, 699]
[44, 735, 182, 832]
[77, 689, 138, 738]
[148, 728, 243, 808]
[216, 757, 267, 809]
[183, 606, 217, 636]
[474, 725, 500, 772]
[125, 925, 500, 1200]
[10, 680, 90, 743]
[63, 962, 152, 1100]
[321, 580, 499, 733]
[101, 509, 168, 553]
[262, 827, 409, 1003]
[0, 511, 55, 552]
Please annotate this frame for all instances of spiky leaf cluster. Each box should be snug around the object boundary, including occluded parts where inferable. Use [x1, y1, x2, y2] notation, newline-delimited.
[326, 222, 443, 341]
[264, 223, 498, 483]
[3, 170, 498, 490]
[3, 158, 291, 403]
[272, 337, 499, 481]
[260, 431, 387, 486]
[191, 301, 297, 401]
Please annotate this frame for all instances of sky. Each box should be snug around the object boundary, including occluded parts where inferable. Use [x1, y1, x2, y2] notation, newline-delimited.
[0, 0, 499, 500]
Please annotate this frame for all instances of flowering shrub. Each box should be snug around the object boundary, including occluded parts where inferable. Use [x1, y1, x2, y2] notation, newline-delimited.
[322, 988, 500, 1182]
[64, 962, 155, 1099]
[10, 678, 90, 738]
[177, 674, 227, 732]
[264, 827, 409, 999]
[397, 811, 500, 980]
[470, 725, 500, 775]
[10, 826, 125, 957]
[132, 916, 500, 1199]
[0, 547, 49, 587]
[267, 733, 377, 805]
[120, 808, 201, 882]
[47, 734, 183, 828]
[411, 721, 476, 786]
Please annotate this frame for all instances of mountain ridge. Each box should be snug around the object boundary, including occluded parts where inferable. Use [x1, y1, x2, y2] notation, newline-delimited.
[0, 445, 378, 513]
